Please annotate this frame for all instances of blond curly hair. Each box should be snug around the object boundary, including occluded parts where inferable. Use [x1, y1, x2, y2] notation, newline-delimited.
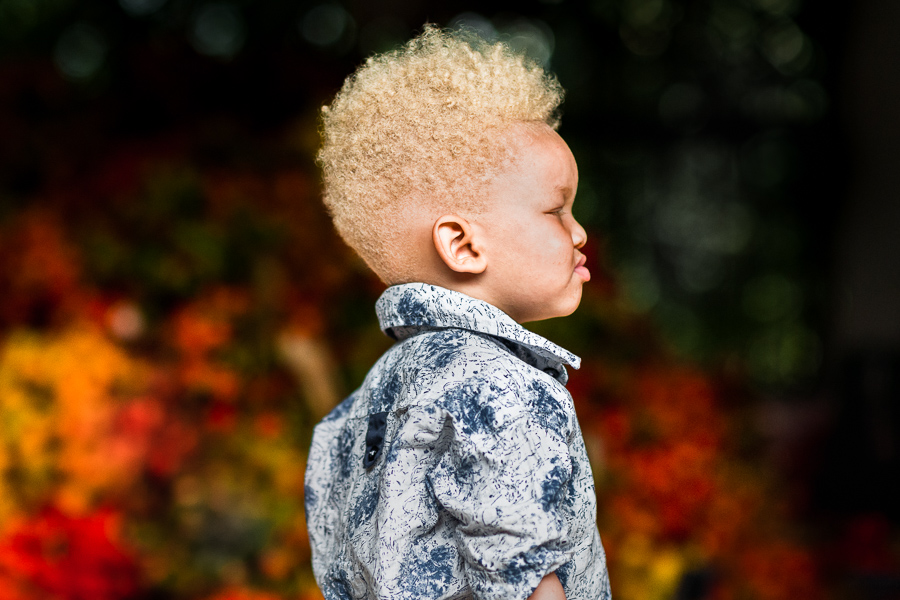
[318, 25, 565, 283]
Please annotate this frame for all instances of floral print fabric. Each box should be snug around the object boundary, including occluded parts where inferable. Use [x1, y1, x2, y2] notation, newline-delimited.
[305, 283, 610, 600]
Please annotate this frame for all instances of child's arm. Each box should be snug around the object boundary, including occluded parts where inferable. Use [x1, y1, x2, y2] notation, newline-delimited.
[528, 573, 566, 600]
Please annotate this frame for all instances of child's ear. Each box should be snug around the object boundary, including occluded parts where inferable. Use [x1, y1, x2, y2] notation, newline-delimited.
[432, 215, 487, 274]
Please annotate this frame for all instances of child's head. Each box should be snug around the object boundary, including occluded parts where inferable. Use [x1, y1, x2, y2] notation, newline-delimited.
[319, 26, 563, 277]
[319, 25, 589, 322]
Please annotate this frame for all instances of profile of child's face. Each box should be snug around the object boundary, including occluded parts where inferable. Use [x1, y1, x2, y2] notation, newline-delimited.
[473, 124, 589, 323]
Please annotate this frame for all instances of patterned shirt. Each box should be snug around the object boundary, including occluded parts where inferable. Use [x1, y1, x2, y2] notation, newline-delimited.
[305, 283, 610, 600]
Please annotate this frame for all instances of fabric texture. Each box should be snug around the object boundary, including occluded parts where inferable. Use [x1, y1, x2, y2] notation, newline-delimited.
[305, 283, 610, 600]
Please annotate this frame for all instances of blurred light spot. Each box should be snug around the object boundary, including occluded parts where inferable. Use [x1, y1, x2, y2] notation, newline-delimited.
[718, 203, 754, 253]
[710, 4, 756, 43]
[301, 3, 354, 50]
[747, 323, 821, 384]
[448, 11, 498, 42]
[655, 195, 754, 256]
[618, 0, 679, 57]
[707, 3, 757, 59]
[764, 23, 803, 63]
[54, 22, 107, 81]
[752, 0, 799, 17]
[646, 144, 755, 296]
[107, 302, 146, 341]
[498, 18, 555, 67]
[175, 476, 202, 506]
[622, 0, 667, 28]
[221, 559, 248, 585]
[761, 21, 812, 75]
[620, 25, 670, 58]
[119, 0, 166, 17]
[741, 86, 803, 122]
[359, 17, 408, 56]
[620, 258, 661, 311]
[674, 251, 725, 293]
[742, 273, 801, 323]
[191, 3, 245, 59]
[658, 83, 706, 130]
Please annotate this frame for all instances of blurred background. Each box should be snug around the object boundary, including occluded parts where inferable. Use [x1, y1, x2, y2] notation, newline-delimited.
[1, 0, 898, 598]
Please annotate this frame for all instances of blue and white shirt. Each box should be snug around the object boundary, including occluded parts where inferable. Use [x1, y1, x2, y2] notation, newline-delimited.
[305, 283, 610, 600]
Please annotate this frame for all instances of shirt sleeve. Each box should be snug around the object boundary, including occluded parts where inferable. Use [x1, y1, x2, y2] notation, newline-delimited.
[427, 379, 575, 600]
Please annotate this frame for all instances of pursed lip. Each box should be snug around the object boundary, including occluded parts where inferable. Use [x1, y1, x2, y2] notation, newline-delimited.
[574, 253, 591, 281]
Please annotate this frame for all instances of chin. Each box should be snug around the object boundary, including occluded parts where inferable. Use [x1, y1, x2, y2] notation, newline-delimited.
[529, 295, 583, 323]
[554, 302, 580, 319]
[514, 285, 585, 323]
[559, 288, 584, 317]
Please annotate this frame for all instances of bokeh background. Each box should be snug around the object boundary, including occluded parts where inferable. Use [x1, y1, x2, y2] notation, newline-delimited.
[1, 0, 899, 598]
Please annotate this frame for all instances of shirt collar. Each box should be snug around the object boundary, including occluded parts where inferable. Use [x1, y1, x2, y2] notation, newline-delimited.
[376, 283, 581, 371]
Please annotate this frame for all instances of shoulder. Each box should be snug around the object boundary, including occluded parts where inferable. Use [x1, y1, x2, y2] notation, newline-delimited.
[405, 328, 549, 380]
[405, 329, 574, 439]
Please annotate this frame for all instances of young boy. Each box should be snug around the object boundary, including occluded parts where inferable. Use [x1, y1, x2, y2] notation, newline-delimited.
[305, 26, 610, 600]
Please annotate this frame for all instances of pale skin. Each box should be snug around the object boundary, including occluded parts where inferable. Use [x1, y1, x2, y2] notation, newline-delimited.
[414, 121, 589, 323]
[398, 122, 589, 598]
[530, 573, 568, 600]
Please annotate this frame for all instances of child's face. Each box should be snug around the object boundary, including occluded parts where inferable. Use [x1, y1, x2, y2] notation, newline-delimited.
[474, 125, 589, 323]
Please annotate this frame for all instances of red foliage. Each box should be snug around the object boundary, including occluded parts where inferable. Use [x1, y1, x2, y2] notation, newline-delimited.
[207, 400, 239, 433]
[146, 419, 199, 477]
[0, 508, 139, 600]
[588, 363, 830, 597]
[730, 543, 821, 600]
[833, 514, 900, 575]
[0, 213, 84, 328]
[594, 367, 725, 537]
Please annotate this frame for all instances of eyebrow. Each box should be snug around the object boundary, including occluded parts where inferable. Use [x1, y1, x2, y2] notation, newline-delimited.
[555, 185, 575, 199]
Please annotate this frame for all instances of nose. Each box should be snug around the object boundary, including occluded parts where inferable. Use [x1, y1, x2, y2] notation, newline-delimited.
[571, 216, 587, 249]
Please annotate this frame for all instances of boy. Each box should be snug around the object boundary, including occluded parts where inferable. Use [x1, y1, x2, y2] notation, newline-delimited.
[305, 26, 610, 600]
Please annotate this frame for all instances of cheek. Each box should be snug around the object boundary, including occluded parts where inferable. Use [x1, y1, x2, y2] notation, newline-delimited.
[542, 230, 571, 262]
[498, 219, 570, 271]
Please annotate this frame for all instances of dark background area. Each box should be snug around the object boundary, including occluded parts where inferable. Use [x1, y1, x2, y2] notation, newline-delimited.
[1, 0, 899, 598]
